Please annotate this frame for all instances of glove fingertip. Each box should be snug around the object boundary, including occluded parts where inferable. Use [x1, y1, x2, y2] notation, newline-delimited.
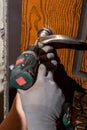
[47, 71, 53, 80]
[51, 60, 58, 66]
[37, 64, 46, 77]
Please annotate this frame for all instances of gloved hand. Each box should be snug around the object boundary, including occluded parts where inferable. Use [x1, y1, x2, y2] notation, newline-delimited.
[18, 45, 65, 130]
[18, 64, 65, 130]
[18, 46, 65, 130]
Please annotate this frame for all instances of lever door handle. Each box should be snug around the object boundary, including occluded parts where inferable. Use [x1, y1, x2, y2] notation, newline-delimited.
[38, 28, 87, 50]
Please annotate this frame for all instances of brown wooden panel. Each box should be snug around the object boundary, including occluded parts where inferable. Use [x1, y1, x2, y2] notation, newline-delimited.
[21, 0, 87, 89]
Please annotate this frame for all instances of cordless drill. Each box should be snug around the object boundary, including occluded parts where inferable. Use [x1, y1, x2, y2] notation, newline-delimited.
[10, 45, 39, 90]
[10, 28, 52, 90]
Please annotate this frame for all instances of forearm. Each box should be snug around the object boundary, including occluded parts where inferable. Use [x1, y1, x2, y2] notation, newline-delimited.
[0, 93, 27, 130]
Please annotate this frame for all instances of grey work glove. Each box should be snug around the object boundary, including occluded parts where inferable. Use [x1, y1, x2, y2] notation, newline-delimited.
[18, 64, 65, 130]
[18, 45, 65, 130]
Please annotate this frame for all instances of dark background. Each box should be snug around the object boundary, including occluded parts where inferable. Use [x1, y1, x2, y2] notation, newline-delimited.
[8, 0, 22, 108]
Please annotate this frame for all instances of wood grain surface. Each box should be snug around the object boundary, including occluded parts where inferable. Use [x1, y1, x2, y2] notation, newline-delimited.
[21, 0, 87, 89]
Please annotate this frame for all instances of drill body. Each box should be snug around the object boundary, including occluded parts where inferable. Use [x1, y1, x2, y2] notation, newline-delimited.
[10, 45, 39, 90]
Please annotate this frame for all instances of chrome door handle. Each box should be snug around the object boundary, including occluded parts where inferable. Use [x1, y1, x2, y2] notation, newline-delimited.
[38, 28, 87, 50]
